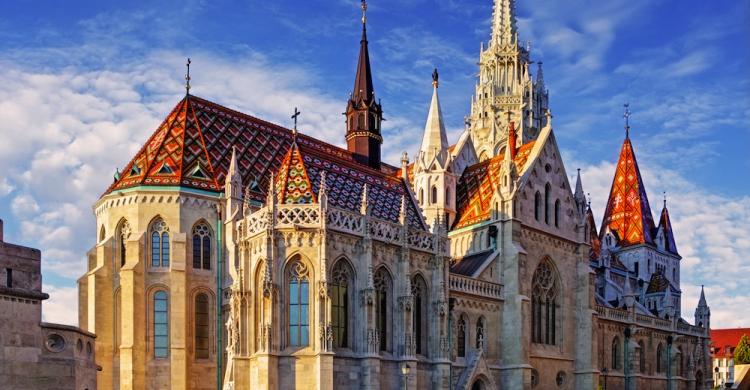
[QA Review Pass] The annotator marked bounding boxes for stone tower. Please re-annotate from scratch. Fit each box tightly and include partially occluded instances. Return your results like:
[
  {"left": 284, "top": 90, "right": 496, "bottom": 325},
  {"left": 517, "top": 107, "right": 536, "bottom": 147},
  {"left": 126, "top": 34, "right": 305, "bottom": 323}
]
[
  {"left": 468, "top": 0, "right": 549, "bottom": 161},
  {"left": 413, "top": 69, "right": 458, "bottom": 229},
  {"left": 345, "top": 0, "right": 383, "bottom": 169}
]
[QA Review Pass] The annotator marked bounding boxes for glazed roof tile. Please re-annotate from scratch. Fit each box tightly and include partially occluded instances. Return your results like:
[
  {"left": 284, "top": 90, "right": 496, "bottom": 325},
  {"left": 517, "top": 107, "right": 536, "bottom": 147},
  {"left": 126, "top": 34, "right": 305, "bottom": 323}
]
[
  {"left": 106, "top": 95, "right": 424, "bottom": 229},
  {"left": 450, "top": 250, "right": 494, "bottom": 276},
  {"left": 599, "top": 137, "right": 656, "bottom": 247},
  {"left": 452, "top": 141, "right": 535, "bottom": 229}
]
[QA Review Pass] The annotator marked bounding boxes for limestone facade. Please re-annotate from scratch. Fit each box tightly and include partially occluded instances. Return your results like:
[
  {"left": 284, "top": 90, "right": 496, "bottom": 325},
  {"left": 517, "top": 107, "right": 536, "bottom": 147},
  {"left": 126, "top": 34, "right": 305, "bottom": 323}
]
[{"left": 0, "top": 219, "right": 99, "bottom": 390}]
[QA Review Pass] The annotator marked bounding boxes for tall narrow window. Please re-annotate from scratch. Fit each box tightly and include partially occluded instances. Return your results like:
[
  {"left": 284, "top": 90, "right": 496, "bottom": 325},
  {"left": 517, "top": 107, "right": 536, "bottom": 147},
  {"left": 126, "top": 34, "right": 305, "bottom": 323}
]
[
  {"left": 639, "top": 341, "right": 646, "bottom": 373},
  {"left": 192, "top": 223, "right": 212, "bottom": 270},
  {"left": 419, "top": 189, "right": 424, "bottom": 205},
  {"left": 554, "top": 199, "right": 561, "bottom": 227},
  {"left": 374, "top": 267, "right": 391, "bottom": 352},
  {"left": 612, "top": 337, "right": 620, "bottom": 370},
  {"left": 331, "top": 260, "right": 352, "bottom": 349},
  {"left": 412, "top": 275, "right": 428, "bottom": 355},
  {"left": 150, "top": 219, "right": 170, "bottom": 267},
  {"left": 6, "top": 268, "right": 12, "bottom": 288},
  {"left": 544, "top": 183, "right": 551, "bottom": 224},
  {"left": 656, "top": 343, "right": 664, "bottom": 373},
  {"left": 476, "top": 317, "right": 485, "bottom": 349},
  {"left": 153, "top": 291, "right": 169, "bottom": 358},
  {"left": 457, "top": 316, "right": 466, "bottom": 357},
  {"left": 195, "top": 293, "right": 210, "bottom": 359},
  {"left": 531, "top": 259, "right": 559, "bottom": 345},
  {"left": 534, "top": 191, "right": 542, "bottom": 221},
  {"left": 431, "top": 186, "right": 438, "bottom": 205},
  {"left": 288, "top": 261, "right": 310, "bottom": 347}
]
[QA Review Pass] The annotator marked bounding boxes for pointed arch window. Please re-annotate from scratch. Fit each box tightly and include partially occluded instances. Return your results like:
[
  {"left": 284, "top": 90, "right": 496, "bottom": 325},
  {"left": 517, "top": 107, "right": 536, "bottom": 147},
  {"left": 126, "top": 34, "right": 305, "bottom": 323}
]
[
  {"left": 612, "top": 337, "right": 621, "bottom": 370},
  {"left": 457, "top": 316, "right": 467, "bottom": 357},
  {"left": 153, "top": 290, "right": 169, "bottom": 358},
  {"left": 195, "top": 293, "right": 210, "bottom": 359},
  {"left": 534, "top": 191, "right": 542, "bottom": 221},
  {"left": 431, "top": 186, "right": 438, "bottom": 205},
  {"left": 544, "top": 183, "right": 552, "bottom": 224},
  {"left": 656, "top": 343, "right": 664, "bottom": 373},
  {"left": 288, "top": 261, "right": 310, "bottom": 347},
  {"left": 192, "top": 222, "right": 212, "bottom": 270},
  {"left": 554, "top": 199, "right": 561, "bottom": 227},
  {"left": 331, "top": 260, "right": 352, "bottom": 349},
  {"left": 374, "top": 267, "right": 392, "bottom": 352},
  {"left": 419, "top": 188, "right": 424, "bottom": 205},
  {"left": 531, "top": 259, "right": 559, "bottom": 345},
  {"left": 412, "top": 275, "right": 428, "bottom": 355},
  {"left": 639, "top": 341, "right": 646, "bottom": 373},
  {"left": 150, "top": 219, "right": 170, "bottom": 267},
  {"left": 476, "top": 317, "right": 485, "bottom": 349}
]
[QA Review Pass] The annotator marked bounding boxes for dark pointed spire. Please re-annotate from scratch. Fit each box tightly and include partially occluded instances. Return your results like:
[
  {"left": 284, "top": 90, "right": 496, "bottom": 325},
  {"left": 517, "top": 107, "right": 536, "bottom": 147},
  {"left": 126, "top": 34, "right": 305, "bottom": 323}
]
[
  {"left": 657, "top": 191, "right": 678, "bottom": 254},
  {"left": 353, "top": 0, "right": 374, "bottom": 104}
]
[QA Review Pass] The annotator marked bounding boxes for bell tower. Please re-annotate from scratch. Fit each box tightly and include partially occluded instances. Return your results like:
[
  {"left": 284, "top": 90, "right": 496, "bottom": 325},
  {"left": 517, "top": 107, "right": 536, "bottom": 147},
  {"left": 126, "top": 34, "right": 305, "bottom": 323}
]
[{"left": 345, "top": 0, "right": 383, "bottom": 169}]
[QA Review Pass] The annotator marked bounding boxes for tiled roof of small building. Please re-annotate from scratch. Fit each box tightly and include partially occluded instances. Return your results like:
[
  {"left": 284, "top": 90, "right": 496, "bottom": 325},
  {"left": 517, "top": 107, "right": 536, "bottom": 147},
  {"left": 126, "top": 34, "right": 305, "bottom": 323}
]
[
  {"left": 450, "top": 250, "right": 494, "bottom": 276},
  {"left": 710, "top": 328, "right": 750, "bottom": 358},
  {"left": 452, "top": 141, "right": 535, "bottom": 230}
]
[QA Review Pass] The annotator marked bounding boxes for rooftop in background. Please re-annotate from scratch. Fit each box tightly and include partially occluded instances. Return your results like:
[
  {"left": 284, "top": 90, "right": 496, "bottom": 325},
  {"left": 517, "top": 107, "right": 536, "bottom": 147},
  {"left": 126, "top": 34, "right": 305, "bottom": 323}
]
[{"left": 710, "top": 328, "right": 750, "bottom": 359}]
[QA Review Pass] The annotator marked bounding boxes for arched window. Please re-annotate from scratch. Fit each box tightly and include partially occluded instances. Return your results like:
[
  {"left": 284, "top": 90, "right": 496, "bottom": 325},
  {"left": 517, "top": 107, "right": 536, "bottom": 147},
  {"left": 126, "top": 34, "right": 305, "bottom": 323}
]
[
  {"left": 457, "top": 316, "right": 467, "bottom": 357},
  {"left": 531, "top": 259, "right": 559, "bottom": 345},
  {"left": 331, "top": 260, "right": 352, "bottom": 349},
  {"left": 677, "top": 347, "right": 684, "bottom": 376},
  {"left": 117, "top": 220, "right": 131, "bottom": 268},
  {"left": 412, "top": 275, "right": 428, "bottom": 355},
  {"left": 195, "top": 293, "right": 210, "bottom": 359},
  {"left": 446, "top": 187, "right": 451, "bottom": 206},
  {"left": 153, "top": 291, "right": 169, "bottom": 358},
  {"left": 150, "top": 219, "right": 170, "bottom": 267},
  {"left": 358, "top": 113, "right": 365, "bottom": 129},
  {"left": 534, "top": 191, "right": 542, "bottom": 221},
  {"left": 287, "top": 261, "right": 310, "bottom": 347},
  {"left": 554, "top": 199, "right": 561, "bottom": 227},
  {"left": 639, "top": 341, "right": 646, "bottom": 373},
  {"left": 476, "top": 317, "right": 485, "bottom": 349},
  {"left": 419, "top": 189, "right": 424, "bottom": 205},
  {"left": 544, "top": 183, "right": 551, "bottom": 224},
  {"left": 374, "top": 267, "right": 392, "bottom": 352},
  {"left": 99, "top": 225, "right": 106, "bottom": 242},
  {"left": 192, "top": 222, "right": 212, "bottom": 270},
  {"left": 612, "top": 337, "right": 620, "bottom": 370},
  {"left": 431, "top": 186, "right": 438, "bottom": 205},
  {"left": 656, "top": 343, "right": 664, "bottom": 373}
]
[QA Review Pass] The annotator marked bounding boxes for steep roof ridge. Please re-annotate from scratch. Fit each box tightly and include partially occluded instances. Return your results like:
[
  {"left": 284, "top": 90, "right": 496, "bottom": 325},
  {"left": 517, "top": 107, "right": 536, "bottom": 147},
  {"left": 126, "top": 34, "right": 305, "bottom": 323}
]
[
  {"left": 599, "top": 137, "right": 656, "bottom": 246},
  {"left": 186, "top": 96, "right": 221, "bottom": 190},
  {"left": 657, "top": 200, "right": 679, "bottom": 255}
]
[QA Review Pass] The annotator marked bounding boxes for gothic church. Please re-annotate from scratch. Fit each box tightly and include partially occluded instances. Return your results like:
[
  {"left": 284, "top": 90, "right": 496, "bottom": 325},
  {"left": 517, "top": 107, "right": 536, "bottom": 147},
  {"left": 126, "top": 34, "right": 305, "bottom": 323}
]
[{"left": 77, "top": 0, "right": 713, "bottom": 389}]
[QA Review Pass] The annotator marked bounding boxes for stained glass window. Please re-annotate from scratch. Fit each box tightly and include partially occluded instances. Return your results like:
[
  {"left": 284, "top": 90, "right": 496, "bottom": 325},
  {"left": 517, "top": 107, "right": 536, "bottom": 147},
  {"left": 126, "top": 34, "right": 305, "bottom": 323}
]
[
  {"left": 331, "top": 261, "right": 351, "bottom": 349},
  {"left": 150, "top": 219, "right": 169, "bottom": 267},
  {"left": 195, "top": 293, "right": 209, "bottom": 359},
  {"left": 154, "top": 291, "right": 169, "bottom": 358},
  {"left": 192, "top": 223, "right": 212, "bottom": 270},
  {"left": 288, "top": 262, "right": 309, "bottom": 347}
]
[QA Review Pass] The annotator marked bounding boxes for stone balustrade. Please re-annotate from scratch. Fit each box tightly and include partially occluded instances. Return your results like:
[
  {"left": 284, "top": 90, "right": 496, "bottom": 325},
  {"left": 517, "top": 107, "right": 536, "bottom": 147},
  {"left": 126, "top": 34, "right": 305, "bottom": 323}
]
[
  {"left": 596, "top": 305, "right": 706, "bottom": 336},
  {"left": 449, "top": 274, "right": 503, "bottom": 300}
]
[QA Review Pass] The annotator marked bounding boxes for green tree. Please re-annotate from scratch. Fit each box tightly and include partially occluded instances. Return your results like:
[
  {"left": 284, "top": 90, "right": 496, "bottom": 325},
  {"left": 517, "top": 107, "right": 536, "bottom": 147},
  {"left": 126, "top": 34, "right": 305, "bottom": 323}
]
[{"left": 735, "top": 334, "right": 750, "bottom": 365}]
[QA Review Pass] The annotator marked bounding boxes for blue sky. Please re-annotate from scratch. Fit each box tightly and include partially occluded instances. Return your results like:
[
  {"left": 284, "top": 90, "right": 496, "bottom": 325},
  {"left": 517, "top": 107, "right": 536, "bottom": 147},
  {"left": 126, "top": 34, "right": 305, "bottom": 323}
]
[{"left": 0, "top": 0, "right": 748, "bottom": 327}]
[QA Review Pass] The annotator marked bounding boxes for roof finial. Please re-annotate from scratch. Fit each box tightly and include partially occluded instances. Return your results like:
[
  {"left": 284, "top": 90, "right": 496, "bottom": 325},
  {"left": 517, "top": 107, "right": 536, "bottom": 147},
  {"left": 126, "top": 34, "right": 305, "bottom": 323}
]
[
  {"left": 432, "top": 68, "right": 439, "bottom": 88},
  {"left": 291, "top": 107, "right": 301, "bottom": 138},
  {"left": 361, "top": 0, "right": 367, "bottom": 28},
  {"left": 623, "top": 103, "right": 631, "bottom": 139},
  {"left": 185, "top": 58, "right": 191, "bottom": 95},
  {"left": 587, "top": 192, "right": 592, "bottom": 209},
  {"left": 663, "top": 191, "right": 667, "bottom": 209}
]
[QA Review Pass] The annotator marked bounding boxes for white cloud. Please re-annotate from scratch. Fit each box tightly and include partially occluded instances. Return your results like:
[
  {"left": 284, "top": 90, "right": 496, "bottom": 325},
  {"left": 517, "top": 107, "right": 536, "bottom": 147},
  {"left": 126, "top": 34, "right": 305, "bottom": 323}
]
[
  {"left": 0, "top": 177, "right": 14, "bottom": 197},
  {"left": 42, "top": 284, "right": 79, "bottom": 326},
  {"left": 11, "top": 194, "right": 40, "bottom": 217}
]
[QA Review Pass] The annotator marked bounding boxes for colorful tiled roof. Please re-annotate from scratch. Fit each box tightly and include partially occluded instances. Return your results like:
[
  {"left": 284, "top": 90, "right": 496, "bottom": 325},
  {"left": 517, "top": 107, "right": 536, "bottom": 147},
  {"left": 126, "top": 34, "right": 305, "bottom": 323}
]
[
  {"left": 599, "top": 137, "right": 656, "bottom": 247},
  {"left": 710, "top": 328, "right": 750, "bottom": 358},
  {"left": 587, "top": 208, "right": 601, "bottom": 260},
  {"left": 452, "top": 141, "right": 536, "bottom": 229},
  {"left": 105, "top": 95, "right": 424, "bottom": 229},
  {"left": 276, "top": 141, "right": 316, "bottom": 204}
]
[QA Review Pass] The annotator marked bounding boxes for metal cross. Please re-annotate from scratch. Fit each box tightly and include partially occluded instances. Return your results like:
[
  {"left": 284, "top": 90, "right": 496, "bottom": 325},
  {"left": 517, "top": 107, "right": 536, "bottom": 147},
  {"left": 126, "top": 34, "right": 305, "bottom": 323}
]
[
  {"left": 185, "top": 58, "right": 192, "bottom": 94},
  {"left": 291, "top": 107, "right": 301, "bottom": 134},
  {"left": 623, "top": 103, "right": 632, "bottom": 138}
]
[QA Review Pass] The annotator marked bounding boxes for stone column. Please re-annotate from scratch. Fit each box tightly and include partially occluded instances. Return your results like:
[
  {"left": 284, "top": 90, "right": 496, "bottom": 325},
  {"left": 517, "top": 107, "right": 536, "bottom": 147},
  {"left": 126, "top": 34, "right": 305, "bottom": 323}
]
[{"left": 169, "top": 232, "right": 187, "bottom": 390}]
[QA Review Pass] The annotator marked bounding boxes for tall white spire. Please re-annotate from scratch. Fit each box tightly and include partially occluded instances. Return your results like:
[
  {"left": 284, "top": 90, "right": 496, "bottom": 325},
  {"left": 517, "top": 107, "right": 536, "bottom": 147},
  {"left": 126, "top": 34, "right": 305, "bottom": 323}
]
[
  {"left": 419, "top": 68, "right": 449, "bottom": 166},
  {"left": 492, "top": 0, "right": 518, "bottom": 47}
]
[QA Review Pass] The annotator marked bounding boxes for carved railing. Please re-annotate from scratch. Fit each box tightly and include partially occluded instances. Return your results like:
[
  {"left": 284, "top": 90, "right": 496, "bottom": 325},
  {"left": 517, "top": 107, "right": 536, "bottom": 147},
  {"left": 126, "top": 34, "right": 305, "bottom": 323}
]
[
  {"left": 370, "top": 219, "right": 403, "bottom": 246},
  {"left": 449, "top": 274, "right": 503, "bottom": 300},
  {"left": 408, "top": 228, "right": 435, "bottom": 252},
  {"left": 275, "top": 204, "right": 320, "bottom": 228},
  {"left": 244, "top": 209, "right": 270, "bottom": 237},
  {"left": 598, "top": 306, "right": 705, "bottom": 336},
  {"left": 326, "top": 208, "right": 364, "bottom": 235}
]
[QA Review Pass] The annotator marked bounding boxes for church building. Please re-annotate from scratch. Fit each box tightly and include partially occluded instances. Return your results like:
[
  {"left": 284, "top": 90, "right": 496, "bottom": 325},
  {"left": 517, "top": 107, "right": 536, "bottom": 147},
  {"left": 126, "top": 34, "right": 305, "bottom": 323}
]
[{"left": 77, "top": 0, "right": 713, "bottom": 389}]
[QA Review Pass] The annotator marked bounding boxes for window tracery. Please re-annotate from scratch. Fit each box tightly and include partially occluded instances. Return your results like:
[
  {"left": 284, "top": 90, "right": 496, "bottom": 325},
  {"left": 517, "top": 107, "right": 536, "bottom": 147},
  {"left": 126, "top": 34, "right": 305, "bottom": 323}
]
[
  {"left": 331, "top": 260, "right": 352, "bottom": 348},
  {"left": 531, "top": 259, "right": 559, "bottom": 345},
  {"left": 192, "top": 222, "right": 212, "bottom": 270},
  {"left": 150, "top": 219, "right": 170, "bottom": 267},
  {"left": 374, "top": 267, "right": 391, "bottom": 352},
  {"left": 288, "top": 261, "right": 310, "bottom": 347}
]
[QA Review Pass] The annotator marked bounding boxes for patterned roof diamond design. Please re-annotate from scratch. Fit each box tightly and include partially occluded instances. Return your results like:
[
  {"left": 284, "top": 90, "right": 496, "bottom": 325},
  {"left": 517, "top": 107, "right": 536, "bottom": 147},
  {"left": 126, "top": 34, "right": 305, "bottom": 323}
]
[
  {"left": 599, "top": 137, "right": 656, "bottom": 247},
  {"left": 658, "top": 205, "right": 679, "bottom": 255},
  {"left": 452, "top": 141, "right": 536, "bottom": 229},
  {"left": 276, "top": 142, "right": 316, "bottom": 204}
]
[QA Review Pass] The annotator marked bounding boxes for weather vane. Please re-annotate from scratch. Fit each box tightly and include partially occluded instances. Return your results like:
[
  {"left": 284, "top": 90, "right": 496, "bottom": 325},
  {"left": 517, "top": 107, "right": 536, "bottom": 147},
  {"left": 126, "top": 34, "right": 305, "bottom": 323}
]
[
  {"left": 185, "top": 58, "right": 192, "bottom": 95},
  {"left": 623, "top": 103, "right": 632, "bottom": 138}
]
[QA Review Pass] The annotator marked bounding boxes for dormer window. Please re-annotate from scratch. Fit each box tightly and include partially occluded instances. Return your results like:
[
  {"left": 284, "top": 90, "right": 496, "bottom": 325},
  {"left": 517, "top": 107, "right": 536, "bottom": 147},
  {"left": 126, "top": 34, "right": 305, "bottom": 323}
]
[
  {"left": 129, "top": 165, "right": 141, "bottom": 177},
  {"left": 189, "top": 164, "right": 208, "bottom": 179},
  {"left": 157, "top": 162, "right": 174, "bottom": 175}
]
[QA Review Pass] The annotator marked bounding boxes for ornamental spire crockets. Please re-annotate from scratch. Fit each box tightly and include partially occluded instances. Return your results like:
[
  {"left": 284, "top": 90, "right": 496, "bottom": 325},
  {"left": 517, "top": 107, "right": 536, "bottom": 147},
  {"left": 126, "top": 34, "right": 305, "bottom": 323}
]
[
  {"left": 492, "top": 0, "right": 518, "bottom": 47},
  {"left": 418, "top": 68, "right": 449, "bottom": 167},
  {"left": 345, "top": 0, "right": 383, "bottom": 169}
]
